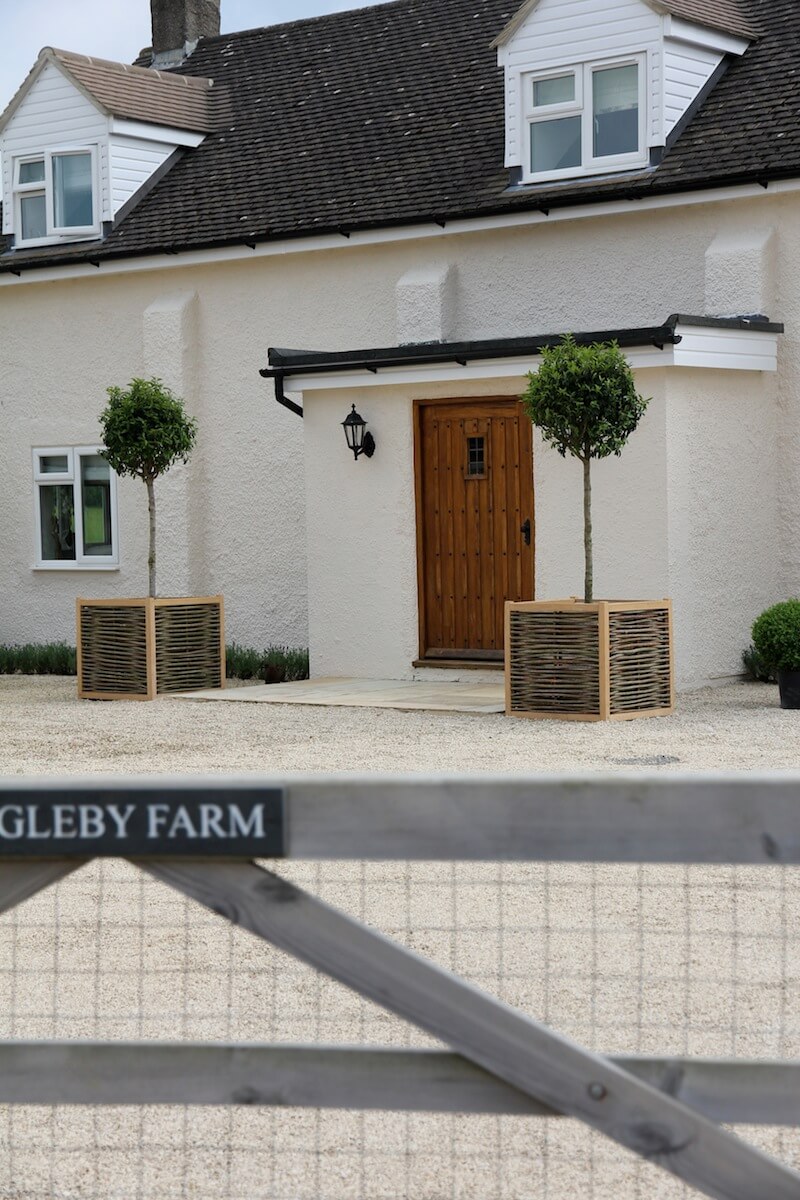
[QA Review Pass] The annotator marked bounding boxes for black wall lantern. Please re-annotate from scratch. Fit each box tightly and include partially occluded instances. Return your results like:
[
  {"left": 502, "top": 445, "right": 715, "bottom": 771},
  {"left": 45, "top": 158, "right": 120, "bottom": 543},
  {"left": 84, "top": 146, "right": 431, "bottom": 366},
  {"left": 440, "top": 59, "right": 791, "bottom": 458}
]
[{"left": 342, "top": 404, "right": 376, "bottom": 461}]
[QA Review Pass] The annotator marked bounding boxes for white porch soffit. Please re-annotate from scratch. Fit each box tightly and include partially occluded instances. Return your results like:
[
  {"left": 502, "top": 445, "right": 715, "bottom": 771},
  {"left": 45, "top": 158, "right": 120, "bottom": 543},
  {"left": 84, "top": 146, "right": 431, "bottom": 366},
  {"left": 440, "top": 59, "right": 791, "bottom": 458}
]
[{"left": 265, "top": 315, "right": 782, "bottom": 395}]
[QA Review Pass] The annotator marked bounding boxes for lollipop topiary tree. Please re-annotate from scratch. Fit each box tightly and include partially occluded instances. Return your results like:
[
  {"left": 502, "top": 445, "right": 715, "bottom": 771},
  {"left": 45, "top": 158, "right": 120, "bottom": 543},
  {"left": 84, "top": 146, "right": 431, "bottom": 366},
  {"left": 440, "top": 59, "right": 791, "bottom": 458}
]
[
  {"left": 506, "top": 337, "right": 673, "bottom": 722},
  {"left": 522, "top": 336, "right": 649, "bottom": 603},
  {"left": 77, "top": 379, "right": 224, "bottom": 701},
  {"left": 99, "top": 377, "right": 197, "bottom": 598}
]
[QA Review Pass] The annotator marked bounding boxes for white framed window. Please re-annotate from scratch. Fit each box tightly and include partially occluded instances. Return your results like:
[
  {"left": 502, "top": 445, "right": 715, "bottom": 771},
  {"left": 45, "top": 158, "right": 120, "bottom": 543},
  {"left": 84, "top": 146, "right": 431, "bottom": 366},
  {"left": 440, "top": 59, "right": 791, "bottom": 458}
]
[
  {"left": 523, "top": 55, "right": 647, "bottom": 182},
  {"left": 14, "top": 147, "right": 100, "bottom": 247},
  {"left": 33, "top": 447, "right": 119, "bottom": 569}
]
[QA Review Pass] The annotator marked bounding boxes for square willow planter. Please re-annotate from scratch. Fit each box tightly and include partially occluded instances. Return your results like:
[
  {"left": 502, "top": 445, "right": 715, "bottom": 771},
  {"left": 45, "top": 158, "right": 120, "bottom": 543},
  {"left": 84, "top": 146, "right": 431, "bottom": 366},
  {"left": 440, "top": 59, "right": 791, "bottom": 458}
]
[
  {"left": 505, "top": 599, "right": 674, "bottom": 722},
  {"left": 77, "top": 596, "right": 225, "bottom": 701}
]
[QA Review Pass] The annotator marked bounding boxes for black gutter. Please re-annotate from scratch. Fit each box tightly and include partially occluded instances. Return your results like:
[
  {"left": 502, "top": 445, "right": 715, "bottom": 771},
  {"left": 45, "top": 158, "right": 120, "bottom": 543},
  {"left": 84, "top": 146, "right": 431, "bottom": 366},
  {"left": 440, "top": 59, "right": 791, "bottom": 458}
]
[
  {"left": 273, "top": 372, "right": 304, "bottom": 419},
  {"left": 262, "top": 322, "right": 682, "bottom": 382},
  {"left": 5, "top": 166, "right": 800, "bottom": 277},
  {"left": 259, "top": 314, "right": 784, "bottom": 418}
]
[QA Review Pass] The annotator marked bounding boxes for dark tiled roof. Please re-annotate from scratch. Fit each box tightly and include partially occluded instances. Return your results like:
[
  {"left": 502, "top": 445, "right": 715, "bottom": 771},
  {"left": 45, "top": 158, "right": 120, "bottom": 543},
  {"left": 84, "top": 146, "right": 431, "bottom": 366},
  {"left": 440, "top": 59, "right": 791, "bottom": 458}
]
[
  {"left": 0, "top": 0, "right": 794, "bottom": 274},
  {"left": 653, "top": 0, "right": 757, "bottom": 39}
]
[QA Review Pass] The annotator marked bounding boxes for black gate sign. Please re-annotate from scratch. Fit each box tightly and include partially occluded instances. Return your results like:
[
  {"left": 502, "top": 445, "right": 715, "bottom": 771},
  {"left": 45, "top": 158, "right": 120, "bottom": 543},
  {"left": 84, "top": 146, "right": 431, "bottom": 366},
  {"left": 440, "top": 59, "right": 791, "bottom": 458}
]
[{"left": 0, "top": 787, "right": 285, "bottom": 858}]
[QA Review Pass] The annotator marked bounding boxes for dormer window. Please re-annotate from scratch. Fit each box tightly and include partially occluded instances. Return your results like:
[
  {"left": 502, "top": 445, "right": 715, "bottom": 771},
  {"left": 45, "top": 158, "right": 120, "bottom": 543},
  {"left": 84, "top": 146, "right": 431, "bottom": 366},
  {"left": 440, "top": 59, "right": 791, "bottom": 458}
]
[
  {"left": 524, "top": 56, "right": 647, "bottom": 182},
  {"left": 496, "top": 0, "right": 755, "bottom": 191},
  {"left": 14, "top": 148, "right": 99, "bottom": 246},
  {"left": 1, "top": 48, "right": 216, "bottom": 253}
]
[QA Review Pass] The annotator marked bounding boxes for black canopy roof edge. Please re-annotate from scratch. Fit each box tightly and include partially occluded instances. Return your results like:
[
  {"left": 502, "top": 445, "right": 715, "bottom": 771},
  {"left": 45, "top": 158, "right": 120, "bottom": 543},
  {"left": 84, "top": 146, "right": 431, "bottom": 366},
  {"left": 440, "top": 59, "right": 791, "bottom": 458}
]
[{"left": 262, "top": 313, "right": 783, "bottom": 380}]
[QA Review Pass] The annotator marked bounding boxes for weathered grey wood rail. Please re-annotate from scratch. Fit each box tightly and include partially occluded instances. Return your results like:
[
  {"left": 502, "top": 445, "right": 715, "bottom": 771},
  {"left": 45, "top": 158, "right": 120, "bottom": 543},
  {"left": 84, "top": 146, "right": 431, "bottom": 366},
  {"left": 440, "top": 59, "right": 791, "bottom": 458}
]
[
  {"left": 1, "top": 774, "right": 799, "bottom": 1200},
  {"left": 1, "top": 773, "right": 799, "bottom": 862},
  {"left": 0, "top": 1044, "right": 797, "bottom": 1124}
]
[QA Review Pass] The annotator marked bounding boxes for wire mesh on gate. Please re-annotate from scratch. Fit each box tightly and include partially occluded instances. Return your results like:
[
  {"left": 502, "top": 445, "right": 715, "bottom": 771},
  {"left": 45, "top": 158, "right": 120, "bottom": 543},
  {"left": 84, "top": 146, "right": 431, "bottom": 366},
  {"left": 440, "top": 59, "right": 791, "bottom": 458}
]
[{"left": 0, "top": 856, "right": 797, "bottom": 1199}]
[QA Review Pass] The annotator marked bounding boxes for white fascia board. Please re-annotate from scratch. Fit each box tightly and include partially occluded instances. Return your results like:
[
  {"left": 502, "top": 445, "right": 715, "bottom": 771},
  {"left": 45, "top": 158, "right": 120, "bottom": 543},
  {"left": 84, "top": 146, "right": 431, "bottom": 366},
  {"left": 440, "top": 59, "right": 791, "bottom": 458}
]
[
  {"left": 2, "top": 177, "right": 800, "bottom": 288},
  {"left": 662, "top": 17, "right": 750, "bottom": 55},
  {"left": 109, "top": 118, "right": 205, "bottom": 148},
  {"left": 284, "top": 326, "right": 778, "bottom": 393},
  {"left": 286, "top": 348, "right": 675, "bottom": 392},
  {"left": 673, "top": 323, "right": 779, "bottom": 371}
]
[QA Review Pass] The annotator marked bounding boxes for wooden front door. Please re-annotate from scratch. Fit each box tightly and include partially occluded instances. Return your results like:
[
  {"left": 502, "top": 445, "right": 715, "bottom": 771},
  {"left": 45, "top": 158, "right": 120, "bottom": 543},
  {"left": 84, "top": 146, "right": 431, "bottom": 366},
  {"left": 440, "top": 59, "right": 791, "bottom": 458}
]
[{"left": 415, "top": 398, "right": 535, "bottom": 661}]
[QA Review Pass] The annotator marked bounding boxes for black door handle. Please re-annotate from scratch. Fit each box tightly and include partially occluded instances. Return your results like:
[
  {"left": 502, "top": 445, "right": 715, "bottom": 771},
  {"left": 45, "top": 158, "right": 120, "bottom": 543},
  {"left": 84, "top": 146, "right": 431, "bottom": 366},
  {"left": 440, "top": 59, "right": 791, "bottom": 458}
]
[{"left": 521, "top": 519, "right": 531, "bottom": 546}]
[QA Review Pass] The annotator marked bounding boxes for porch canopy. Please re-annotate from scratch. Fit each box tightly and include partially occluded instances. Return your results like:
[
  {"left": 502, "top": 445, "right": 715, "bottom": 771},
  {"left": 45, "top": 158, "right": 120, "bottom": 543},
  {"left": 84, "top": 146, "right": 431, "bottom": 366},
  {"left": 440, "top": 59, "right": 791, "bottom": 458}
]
[{"left": 261, "top": 313, "right": 782, "bottom": 409}]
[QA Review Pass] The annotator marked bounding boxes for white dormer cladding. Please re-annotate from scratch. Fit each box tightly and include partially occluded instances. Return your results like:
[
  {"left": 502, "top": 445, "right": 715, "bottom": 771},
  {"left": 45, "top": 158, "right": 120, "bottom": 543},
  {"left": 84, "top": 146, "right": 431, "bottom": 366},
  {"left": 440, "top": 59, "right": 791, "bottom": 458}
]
[
  {"left": 661, "top": 17, "right": 749, "bottom": 135},
  {"left": 495, "top": 0, "right": 751, "bottom": 183},
  {"left": 0, "top": 57, "right": 205, "bottom": 246},
  {"left": 107, "top": 119, "right": 203, "bottom": 216},
  {"left": 1, "top": 60, "right": 109, "bottom": 239}
]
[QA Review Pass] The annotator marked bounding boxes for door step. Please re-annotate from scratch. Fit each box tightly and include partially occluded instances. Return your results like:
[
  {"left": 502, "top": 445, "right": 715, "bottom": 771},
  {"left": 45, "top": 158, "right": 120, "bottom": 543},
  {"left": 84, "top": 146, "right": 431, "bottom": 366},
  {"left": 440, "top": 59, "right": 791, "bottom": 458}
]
[{"left": 413, "top": 659, "right": 504, "bottom": 672}]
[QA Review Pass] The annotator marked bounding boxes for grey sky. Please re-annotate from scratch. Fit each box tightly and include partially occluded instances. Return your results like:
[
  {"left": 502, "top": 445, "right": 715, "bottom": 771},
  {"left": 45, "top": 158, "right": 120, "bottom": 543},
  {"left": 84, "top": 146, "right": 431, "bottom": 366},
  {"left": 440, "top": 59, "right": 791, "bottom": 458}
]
[{"left": 0, "top": 0, "right": 383, "bottom": 113}]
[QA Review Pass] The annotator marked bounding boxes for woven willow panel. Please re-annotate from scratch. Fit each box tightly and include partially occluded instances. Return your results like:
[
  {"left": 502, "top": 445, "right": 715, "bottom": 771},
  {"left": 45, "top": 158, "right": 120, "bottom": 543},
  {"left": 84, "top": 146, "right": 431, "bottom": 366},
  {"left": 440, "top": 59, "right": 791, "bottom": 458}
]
[
  {"left": 508, "top": 610, "right": 601, "bottom": 715},
  {"left": 155, "top": 601, "right": 223, "bottom": 695},
  {"left": 79, "top": 604, "right": 149, "bottom": 697},
  {"left": 609, "top": 607, "right": 672, "bottom": 715}
]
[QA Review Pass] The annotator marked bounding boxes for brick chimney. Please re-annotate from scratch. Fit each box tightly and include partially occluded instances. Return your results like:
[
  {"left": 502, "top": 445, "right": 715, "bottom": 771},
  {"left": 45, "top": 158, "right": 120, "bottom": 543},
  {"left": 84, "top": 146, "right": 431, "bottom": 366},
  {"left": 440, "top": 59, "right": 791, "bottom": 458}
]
[{"left": 150, "top": 0, "right": 220, "bottom": 66}]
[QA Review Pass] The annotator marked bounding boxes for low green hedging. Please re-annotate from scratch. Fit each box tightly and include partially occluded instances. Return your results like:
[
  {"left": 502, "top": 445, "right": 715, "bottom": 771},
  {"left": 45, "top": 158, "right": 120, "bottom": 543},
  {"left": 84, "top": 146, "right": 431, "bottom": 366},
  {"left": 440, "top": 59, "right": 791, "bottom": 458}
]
[
  {"left": 226, "top": 642, "right": 309, "bottom": 684},
  {"left": 0, "top": 642, "right": 77, "bottom": 675},
  {"left": 0, "top": 640, "right": 310, "bottom": 684}
]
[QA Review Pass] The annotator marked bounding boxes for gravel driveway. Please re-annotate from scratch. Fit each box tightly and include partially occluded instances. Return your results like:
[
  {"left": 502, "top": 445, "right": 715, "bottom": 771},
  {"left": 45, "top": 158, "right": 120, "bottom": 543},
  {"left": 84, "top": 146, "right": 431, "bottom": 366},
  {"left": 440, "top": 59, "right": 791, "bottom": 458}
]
[
  {"left": 0, "top": 675, "right": 797, "bottom": 774},
  {"left": 0, "top": 675, "right": 798, "bottom": 1200}
]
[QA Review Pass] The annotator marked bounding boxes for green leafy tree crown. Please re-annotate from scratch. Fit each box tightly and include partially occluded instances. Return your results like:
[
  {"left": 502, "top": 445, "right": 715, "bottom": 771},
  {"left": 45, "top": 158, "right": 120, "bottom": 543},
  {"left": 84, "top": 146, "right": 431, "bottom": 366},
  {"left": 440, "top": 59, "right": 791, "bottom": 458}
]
[
  {"left": 522, "top": 336, "right": 649, "bottom": 602},
  {"left": 99, "top": 377, "right": 197, "bottom": 598},
  {"left": 100, "top": 377, "right": 197, "bottom": 483},
  {"left": 522, "top": 336, "right": 648, "bottom": 461},
  {"left": 752, "top": 600, "right": 800, "bottom": 673}
]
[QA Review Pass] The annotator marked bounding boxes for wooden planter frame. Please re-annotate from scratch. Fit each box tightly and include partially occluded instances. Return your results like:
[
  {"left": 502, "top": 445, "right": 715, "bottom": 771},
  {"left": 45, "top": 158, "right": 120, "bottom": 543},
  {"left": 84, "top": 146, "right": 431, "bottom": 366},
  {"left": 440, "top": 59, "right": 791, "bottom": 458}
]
[
  {"left": 505, "top": 598, "right": 674, "bottom": 722},
  {"left": 77, "top": 596, "right": 225, "bottom": 701}
]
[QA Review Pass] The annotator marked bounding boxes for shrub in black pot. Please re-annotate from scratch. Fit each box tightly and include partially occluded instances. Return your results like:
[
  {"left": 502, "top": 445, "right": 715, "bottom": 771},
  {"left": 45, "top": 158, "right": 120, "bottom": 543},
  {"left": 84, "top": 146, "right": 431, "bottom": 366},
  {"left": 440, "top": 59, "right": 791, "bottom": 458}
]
[{"left": 751, "top": 600, "right": 800, "bottom": 709}]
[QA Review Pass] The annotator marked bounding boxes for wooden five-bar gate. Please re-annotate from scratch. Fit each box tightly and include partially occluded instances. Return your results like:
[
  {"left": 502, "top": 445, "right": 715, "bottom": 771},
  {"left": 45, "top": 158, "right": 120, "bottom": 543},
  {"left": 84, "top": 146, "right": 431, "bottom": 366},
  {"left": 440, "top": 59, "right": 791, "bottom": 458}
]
[{"left": 1, "top": 775, "right": 799, "bottom": 1200}]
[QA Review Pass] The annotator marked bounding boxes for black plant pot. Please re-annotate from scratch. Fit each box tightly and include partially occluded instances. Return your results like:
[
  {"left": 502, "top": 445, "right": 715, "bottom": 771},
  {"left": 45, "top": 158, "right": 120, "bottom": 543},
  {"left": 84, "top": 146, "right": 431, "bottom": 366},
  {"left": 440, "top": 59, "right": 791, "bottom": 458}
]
[{"left": 778, "top": 670, "right": 800, "bottom": 709}]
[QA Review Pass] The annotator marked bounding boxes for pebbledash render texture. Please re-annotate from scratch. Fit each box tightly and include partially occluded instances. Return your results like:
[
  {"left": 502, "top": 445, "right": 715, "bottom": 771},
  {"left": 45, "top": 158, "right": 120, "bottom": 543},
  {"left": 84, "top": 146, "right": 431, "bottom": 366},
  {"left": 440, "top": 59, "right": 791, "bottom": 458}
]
[{"left": 0, "top": 0, "right": 797, "bottom": 689}]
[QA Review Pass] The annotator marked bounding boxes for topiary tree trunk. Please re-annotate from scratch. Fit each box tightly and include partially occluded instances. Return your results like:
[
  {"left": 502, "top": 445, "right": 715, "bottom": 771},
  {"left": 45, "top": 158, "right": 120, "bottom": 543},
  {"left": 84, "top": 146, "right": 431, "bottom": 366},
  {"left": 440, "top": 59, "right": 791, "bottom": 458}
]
[
  {"left": 522, "top": 337, "right": 649, "bottom": 604},
  {"left": 583, "top": 444, "right": 593, "bottom": 604},
  {"left": 146, "top": 477, "right": 157, "bottom": 598}
]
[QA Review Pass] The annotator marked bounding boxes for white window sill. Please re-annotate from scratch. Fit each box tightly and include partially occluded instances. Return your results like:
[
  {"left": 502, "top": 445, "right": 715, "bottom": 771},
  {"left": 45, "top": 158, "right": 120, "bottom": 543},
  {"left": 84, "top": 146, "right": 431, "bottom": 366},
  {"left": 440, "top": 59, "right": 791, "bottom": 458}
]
[
  {"left": 33, "top": 564, "right": 120, "bottom": 572},
  {"left": 15, "top": 233, "right": 102, "bottom": 250},
  {"left": 521, "top": 159, "right": 649, "bottom": 186}
]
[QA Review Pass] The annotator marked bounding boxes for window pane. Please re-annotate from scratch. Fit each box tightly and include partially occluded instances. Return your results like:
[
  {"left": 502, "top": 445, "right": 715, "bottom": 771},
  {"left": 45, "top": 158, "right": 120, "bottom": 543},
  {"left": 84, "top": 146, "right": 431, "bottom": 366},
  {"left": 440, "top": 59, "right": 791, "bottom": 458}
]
[
  {"left": 39, "top": 454, "right": 70, "bottom": 474},
  {"left": 533, "top": 75, "right": 575, "bottom": 108},
  {"left": 466, "top": 436, "right": 486, "bottom": 477},
  {"left": 19, "top": 160, "right": 45, "bottom": 184},
  {"left": 53, "top": 153, "right": 93, "bottom": 228},
  {"left": 593, "top": 64, "right": 639, "bottom": 158},
  {"left": 80, "top": 455, "right": 113, "bottom": 556},
  {"left": 531, "top": 116, "right": 582, "bottom": 173},
  {"left": 39, "top": 484, "right": 76, "bottom": 561},
  {"left": 20, "top": 193, "right": 46, "bottom": 241}
]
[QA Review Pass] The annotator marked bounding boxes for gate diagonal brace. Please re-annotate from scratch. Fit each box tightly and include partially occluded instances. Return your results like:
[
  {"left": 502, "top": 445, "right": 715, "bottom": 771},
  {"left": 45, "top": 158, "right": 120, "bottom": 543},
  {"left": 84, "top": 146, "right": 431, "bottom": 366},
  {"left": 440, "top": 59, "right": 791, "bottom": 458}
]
[
  {"left": 143, "top": 859, "right": 800, "bottom": 1200},
  {"left": 0, "top": 861, "right": 85, "bottom": 916}
]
